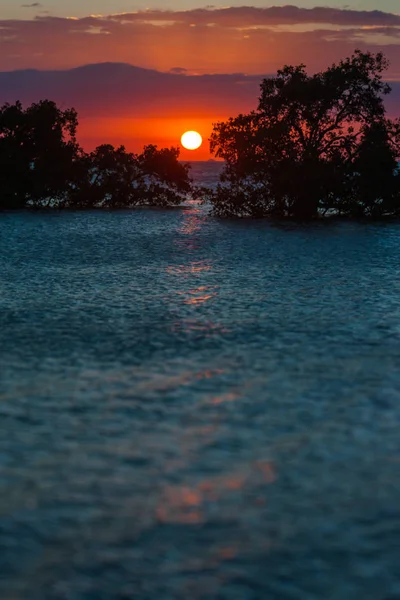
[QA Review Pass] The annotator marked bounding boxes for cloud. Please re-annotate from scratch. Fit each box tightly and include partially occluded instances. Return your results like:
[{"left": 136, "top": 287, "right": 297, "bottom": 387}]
[
  {"left": 0, "top": 63, "right": 261, "bottom": 117},
  {"left": 21, "top": 3, "right": 42, "bottom": 7},
  {"left": 106, "top": 6, "right": 400, "bottom": 28},
  {"left": 0, "top": 6, "right": 400, "bottom": 78},
  {"left": 170, "top": 67, "right": 187, "bottom": 75},
  {"left": 0, "top": 62, "right": 398, "bottom": 121}
]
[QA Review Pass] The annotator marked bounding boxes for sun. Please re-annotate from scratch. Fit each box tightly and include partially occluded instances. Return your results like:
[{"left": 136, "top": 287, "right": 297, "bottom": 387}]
[{"left": 181, "top": 131, "right": 202, "bottom": 151}]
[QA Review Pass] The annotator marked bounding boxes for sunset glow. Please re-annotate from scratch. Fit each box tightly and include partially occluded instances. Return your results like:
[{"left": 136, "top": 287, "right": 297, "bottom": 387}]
[{"left": 1, "top": 2, "right": 399, "bottom": 157}]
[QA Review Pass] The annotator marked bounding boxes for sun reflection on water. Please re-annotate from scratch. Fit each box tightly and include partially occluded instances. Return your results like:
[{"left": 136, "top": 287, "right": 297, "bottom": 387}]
[
  {"left": 164, "top": 199, "right": 225, "bottom": 333},
  {"left": 156, "top": 461, "right": 276, "bottom": 526},
  {"left": 177, "top": 285, "right": 219, "bottom": 305},
  {"left": 166, "top": 263, "right": 212, "bottom": 276}
]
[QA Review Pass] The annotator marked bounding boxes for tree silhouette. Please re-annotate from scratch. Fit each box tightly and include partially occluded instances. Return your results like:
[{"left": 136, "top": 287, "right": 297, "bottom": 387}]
[
  {"left": 0, "top": 102, "right": 192, "bottom": 211},
  {"left": 0, "top": 100, "right": 80, "bottom": 209},
  {"left": 69, "top": 144, "right": 143, "bottom": 209},
  {"left": 351, "top": 121, "right": 400, "bottom": 217},
  {"left": 210, "top": 50, "right": 400, "bottom": 218},
  {"left": 138, "top": 145, "right": 191, "bottom": 207}
]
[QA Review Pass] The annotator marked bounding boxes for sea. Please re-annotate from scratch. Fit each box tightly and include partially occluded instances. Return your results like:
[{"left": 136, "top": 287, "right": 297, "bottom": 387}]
[{"left": 1, "top": 161, "right": 400, "bottom": 599}]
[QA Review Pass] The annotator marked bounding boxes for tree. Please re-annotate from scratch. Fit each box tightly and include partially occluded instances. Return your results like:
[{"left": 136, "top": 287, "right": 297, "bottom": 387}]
[
  {"left": 351, "top": 120, "right": 400, "bottom": 217},
  {"left": 69, "top": 144, "right": 143, "bottom": 209},
  {"left": 0, "top": 101, "right": 193, "bottom": 210},
  {"left": 0, "top": 100, "right": 80, "bottom": 209},
  {"left": 138, "top": 145, "right": 191, "bottom": 207},
  {"left": 209, "top": 50, "right": 400, "bottom": 219},
  {"left": 68, "top": 144, "right": 191, "bottom": 209}
]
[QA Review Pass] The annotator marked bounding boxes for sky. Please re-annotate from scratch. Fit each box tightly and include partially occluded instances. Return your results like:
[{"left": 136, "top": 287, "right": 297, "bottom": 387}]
[
  {"left": 1, "top": 0, "right": 400, "bottom": 158},
  {"left": 1, "top": 0, "right": 400, "bottom": 19}
]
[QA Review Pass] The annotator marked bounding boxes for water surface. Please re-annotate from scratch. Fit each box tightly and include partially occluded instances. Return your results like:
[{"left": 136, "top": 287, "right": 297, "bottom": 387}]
[{"left": 1, "top": 174, "right": 400, "bottom": 598}]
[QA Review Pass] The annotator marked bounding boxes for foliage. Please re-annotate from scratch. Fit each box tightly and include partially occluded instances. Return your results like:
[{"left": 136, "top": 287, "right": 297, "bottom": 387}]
[
  {"left": 0, "top": 102, "right": 192, "bottom": 210},
  {"left": 210, "top": 50, "right": 400, "bottom": 218},
  {"left": 137, "top": 145, "right": 191, "bottom": 207},
  {"left": 0, "top": 100, "right": 79, "bottom": 208},
  {"left": 69, "top": 144, "right": 143, "bottom": 209}
]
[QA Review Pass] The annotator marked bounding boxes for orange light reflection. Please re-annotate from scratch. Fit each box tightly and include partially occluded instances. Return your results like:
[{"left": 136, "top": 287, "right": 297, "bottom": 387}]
[{"left": 156, "top": 462, "right": 276, "bottom": 525}]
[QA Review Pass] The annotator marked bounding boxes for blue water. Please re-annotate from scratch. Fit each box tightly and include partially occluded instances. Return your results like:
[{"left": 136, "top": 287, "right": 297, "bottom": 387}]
[{"left": 1, "top": 165, "right": 400, "bottom": 599}]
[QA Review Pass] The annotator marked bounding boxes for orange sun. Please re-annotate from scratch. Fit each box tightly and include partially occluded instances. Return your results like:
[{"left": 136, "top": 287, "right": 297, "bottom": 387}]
[{"left": 181, "top": 131, "right": 203, "bottom": 150}]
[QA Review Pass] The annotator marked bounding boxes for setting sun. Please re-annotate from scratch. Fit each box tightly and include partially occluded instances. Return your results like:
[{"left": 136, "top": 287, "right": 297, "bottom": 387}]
[{"left": 181, "top": 131, "right": 202, "bottom": 151}]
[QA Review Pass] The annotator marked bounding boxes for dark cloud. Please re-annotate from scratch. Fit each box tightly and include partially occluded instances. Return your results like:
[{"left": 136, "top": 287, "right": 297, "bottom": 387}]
[
  {"left": 0, "top": 62, "right": 398, "bottom": 117},
  {"left": 107, "top": 6, "right": 400, "bottom": 27},
  {"left": 0, "top": 64, "right": 261, "bottom": 116},
  {"left": 21, "top": 3, "right": 42, "bottom": 7},
  {"left": 169, "top": 67, "right": 187, "bottom": 74}
]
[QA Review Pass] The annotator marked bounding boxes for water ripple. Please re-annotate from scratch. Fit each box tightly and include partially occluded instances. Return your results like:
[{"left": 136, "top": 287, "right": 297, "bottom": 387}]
[{"left": 1, "top": 197, "right": 400, "bottom": 598}]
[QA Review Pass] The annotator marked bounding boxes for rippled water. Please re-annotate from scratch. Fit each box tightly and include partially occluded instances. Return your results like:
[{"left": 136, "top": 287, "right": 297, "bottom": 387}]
[{"left": 1, "top": 165, "right": 400, "bottom": 599}]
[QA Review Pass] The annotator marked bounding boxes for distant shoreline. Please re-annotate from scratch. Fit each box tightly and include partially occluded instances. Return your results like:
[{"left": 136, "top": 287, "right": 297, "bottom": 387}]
[{"left": 2, "top": 205, "right": 400, "bottom": 223}]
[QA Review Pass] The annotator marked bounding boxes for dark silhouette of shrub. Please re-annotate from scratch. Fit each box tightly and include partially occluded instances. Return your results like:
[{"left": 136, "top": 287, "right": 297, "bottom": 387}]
[
  {"left": 138, "top": 145, "right": 191, "bottom": 207},
  {"left": 209, "top": 50, "right": 400, "bottom": 219},
  {"left": 0, "top": 102, "right": 192, "bottom": 210},
  {"left": 0, "top": 100, "right": 80, "bottom": 209},
  {"left": 68, "top": 144, "right": 143, "bottom": 209}
]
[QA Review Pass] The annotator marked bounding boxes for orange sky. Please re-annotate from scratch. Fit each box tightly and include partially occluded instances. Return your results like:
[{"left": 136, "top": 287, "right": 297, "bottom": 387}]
[
  {"left": 1, "top": 6, "right": 400, "bottom": 157},
  {"left": 78, "top": 116, "right": 230, "bottom": 160}
]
